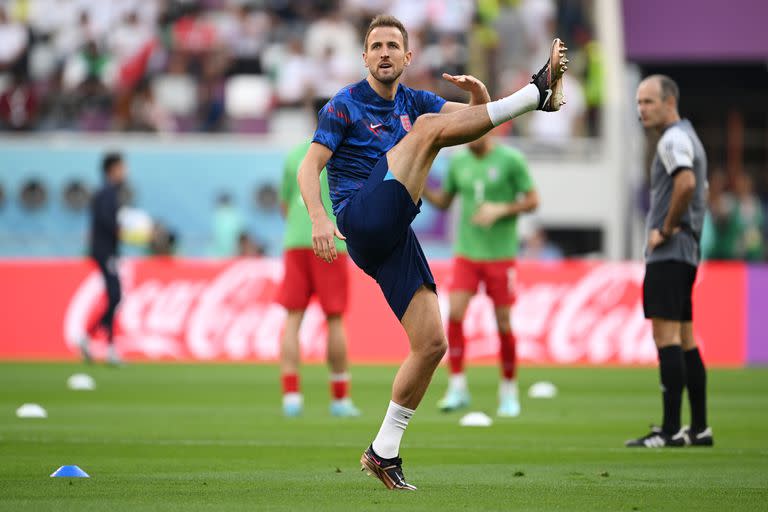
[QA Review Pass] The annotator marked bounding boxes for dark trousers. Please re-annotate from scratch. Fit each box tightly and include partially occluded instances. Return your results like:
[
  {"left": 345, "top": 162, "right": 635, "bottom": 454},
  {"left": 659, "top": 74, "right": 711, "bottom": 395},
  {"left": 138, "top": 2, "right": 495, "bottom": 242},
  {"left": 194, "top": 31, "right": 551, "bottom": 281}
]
[{"left": 93, "top": 256, "right": 122, "bottom": 342}]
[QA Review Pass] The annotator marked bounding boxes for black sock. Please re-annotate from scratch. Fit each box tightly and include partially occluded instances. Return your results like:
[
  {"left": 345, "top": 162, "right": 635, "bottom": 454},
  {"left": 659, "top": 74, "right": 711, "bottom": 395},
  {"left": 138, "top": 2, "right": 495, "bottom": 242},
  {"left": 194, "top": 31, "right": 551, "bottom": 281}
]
[
  {"left": 658, "top": 345, "right": 685, "bottom": 435},
  {"left": 684, "top": 348, "right": 708, "bottom": 431}
]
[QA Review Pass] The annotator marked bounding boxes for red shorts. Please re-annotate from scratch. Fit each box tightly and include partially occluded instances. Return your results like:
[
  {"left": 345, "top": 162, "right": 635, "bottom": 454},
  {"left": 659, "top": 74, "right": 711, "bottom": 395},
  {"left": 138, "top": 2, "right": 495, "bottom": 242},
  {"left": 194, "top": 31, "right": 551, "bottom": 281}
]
[
  {"left": 449, "top": 256, "right": 517, "bottom": 306},
  {"left": 277, "top": 248, "right": 348, "bottom": 315}
]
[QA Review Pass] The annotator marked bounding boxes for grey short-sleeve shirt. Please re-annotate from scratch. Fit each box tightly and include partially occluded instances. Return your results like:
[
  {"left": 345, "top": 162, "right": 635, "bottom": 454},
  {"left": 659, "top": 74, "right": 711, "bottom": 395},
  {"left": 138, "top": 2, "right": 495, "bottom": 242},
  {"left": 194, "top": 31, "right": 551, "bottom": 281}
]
[{"left": 645, "top": 119, "right": 708, "bottom": 266}]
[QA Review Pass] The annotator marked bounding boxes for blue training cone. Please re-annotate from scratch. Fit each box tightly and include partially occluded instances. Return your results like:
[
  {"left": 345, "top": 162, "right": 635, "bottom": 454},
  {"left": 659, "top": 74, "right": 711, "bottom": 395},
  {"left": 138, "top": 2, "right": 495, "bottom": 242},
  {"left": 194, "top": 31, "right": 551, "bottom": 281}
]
[{"left": 50, "top": 465, "right": 90, "bottom": 478}]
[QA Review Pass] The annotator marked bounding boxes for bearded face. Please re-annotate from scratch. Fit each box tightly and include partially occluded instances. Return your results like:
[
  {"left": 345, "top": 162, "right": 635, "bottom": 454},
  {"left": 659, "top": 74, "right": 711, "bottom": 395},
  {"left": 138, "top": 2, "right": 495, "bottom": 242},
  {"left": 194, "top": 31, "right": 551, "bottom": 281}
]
[{"left": 363, "top": 26, "right": 411, "bottom": 86}]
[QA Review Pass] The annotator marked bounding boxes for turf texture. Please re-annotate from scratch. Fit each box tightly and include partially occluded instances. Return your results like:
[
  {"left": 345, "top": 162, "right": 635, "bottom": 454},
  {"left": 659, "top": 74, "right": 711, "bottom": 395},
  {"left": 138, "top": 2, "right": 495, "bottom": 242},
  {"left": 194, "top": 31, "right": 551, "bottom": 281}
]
[{"left": 1, "top": 363, "right": 766, "bottom": 511}]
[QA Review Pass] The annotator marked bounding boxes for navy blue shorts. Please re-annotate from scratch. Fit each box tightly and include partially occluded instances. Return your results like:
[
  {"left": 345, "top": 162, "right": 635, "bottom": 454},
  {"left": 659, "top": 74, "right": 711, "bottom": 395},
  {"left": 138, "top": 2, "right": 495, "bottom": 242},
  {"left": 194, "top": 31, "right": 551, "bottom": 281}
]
[{"left": 336, "top": 157, "right": 436, "bottom": 320}]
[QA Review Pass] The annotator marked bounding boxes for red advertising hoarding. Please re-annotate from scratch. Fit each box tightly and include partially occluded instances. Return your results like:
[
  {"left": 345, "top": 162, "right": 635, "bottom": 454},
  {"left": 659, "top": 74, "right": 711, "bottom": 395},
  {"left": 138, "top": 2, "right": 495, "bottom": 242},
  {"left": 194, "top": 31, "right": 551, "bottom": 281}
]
[{"left": 0, "top": 259, "right": 746, "bottom": 366}]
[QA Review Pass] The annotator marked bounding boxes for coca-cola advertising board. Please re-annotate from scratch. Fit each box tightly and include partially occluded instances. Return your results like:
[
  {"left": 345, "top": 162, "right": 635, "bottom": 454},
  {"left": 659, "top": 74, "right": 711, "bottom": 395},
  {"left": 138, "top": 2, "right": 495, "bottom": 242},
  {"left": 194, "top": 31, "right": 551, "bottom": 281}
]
[{"left": 0, "top": 258, "right": 755, "bottom": 366}]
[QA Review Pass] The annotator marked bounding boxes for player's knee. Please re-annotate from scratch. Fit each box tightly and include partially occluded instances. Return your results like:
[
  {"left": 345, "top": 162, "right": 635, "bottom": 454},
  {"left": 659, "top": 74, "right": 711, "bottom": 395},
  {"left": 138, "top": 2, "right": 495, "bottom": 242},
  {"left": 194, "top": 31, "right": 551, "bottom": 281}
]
[
  {"left": 413, "top": 113, "right": 439, "bottom": 126},
  {"left": 495, "top": 315, "right": 511, "bottom": 333},
  {"left": 420, "top": 335, "right": 447, "bottom": 363},
  {"left": 448, "top": 306, "right": 466, "bottom": 323},
  {"left": 495, "top": 308, "right": 512, "bottom": 334},
  {"left": 411, "top": 114, "right": 441, "bottom": 142}
]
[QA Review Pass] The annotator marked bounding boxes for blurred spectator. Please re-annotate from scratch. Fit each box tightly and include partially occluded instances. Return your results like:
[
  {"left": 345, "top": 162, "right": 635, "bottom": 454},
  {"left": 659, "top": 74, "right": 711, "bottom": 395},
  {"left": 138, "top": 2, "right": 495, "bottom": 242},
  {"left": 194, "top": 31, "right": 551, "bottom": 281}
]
[
  {"left": 237, "top": 231, "right": 265, "bottom": 257},
  {"left": 108, "top": 11, "right": 155, "bottom": 70},
  {"left": 125, "top": 0, "right": 162, "bottom": 33},
  {"left": 309, "top": 44, "right": 359, "bottom": 109},
  {"left": 0, "top": 72, "right": 39, "bottom": 130},
  {"left": 422, "top": 33, "right": 469, "bottom": 102},
  {"left": 58, "top": 40, "right": 113, "bottom": 129},
  {"left": 519, "top": 0, "right": 556, "bottom": 71},
  {"left": 53, "top": 10, "right": 94, "bottom": 62},
  {"left": 343, "top": 0, "right": 390, "bottom": 31},
  {"left": 128, "top": 78, "right": 177, "bottom": 133},
  {"left": 491, "top": 2, "right": 528, "bottom": 92},
  {"left": 62, "top": 40, "right": 113, "bottom": 91},
  {"left": 211, "top": 192, "right": 244, "bottom": 257},
  {"left": 557, "top": 0, "right": 593, "bottom": 47},
  {"left": 465, "top": 10, "right": 495, "bottom": 94},
  {"left": 197, "top": 48, "right": 228, "bottom": 131},
  {"left": 110, "top": 11, "right": 157, "bottom": 129},
  {"left": 520, "top": 227, "right": 563, "bottom": 261},
  {"left": 171, "top": 5, "right": 217, "bottom": 56},
  {"left": 27, "top": 0, "right": 77, "bottom": 38},
  {"left": 0, "top": 6, "right": 29, "bottom": 76},
  {"left": 222, "top": 4, "right": 270, "bottom": 75},
  {"left": 701, "top": 170, "right": 740, "bottom": 260},
  {"left": 582, "top": 38, "right": 604, "bottom": 136},
  {"left": 429, "top": 0, "right": 475, "bottom": 35},
  {"left": 389, "top": 0, "right": 429, "bottom": 32},
  {"left": 732, "top": 173, "right": 764, "bottom": 261},
  {"left": 304, "top": 6, "right": 359, "bottom": 65},
  {"left": 148, "top": 222, "right": 178, "bottom": 256},
  {"left": 271, "top": 36, "right": 312, "bottom": 106},
  {"left": 702, "top": 171, "right": 765, "bottom": 261},
  {"left": 385, "top": 0, "right": 476, "bottom": 35}
]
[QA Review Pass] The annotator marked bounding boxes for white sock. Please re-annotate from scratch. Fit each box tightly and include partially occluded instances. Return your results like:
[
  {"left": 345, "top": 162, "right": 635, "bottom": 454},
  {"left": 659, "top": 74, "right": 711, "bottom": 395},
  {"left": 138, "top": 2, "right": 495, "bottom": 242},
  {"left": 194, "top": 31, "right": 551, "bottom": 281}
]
[
  {"left": 486, "top": 84, "right": 540, "bottom": 126},
  {"left": 371, "top": 400, "right": 414, "bottom": 459},
  {"left": 450, "top": 373, "right": 467, "bottom": 392},
  {"left": 283, "top": 392, "right": 303, "bottom": 407},
  {"left": 499, "top": 379, "right": 518, "bottom": 398}
]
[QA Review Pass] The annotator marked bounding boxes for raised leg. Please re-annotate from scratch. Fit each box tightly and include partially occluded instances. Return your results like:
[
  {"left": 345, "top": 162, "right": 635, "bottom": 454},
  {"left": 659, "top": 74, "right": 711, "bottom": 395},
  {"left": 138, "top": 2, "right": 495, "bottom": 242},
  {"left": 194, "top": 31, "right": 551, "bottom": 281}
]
[{"left": 386, "top": 38, "right": 568, "bottom": 203}]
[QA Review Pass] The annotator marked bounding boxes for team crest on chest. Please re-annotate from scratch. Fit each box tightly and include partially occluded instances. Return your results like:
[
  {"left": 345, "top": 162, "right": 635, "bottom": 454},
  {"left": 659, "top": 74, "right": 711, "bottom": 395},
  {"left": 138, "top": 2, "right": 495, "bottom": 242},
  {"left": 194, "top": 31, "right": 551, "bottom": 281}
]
[
  {"left": 488, "top": 167, "right": 499, "bottom": 181},
  {"left": 400, "top": 114, "right": 412, "bottom": 132}
]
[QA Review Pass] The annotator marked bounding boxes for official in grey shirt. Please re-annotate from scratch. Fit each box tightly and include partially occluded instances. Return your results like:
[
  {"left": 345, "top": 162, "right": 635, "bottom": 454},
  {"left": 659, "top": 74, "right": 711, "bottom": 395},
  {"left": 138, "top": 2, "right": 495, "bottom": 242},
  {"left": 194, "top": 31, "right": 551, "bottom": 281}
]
[{"left": 626, "top": 75, "right": 713, "bottom": 449}]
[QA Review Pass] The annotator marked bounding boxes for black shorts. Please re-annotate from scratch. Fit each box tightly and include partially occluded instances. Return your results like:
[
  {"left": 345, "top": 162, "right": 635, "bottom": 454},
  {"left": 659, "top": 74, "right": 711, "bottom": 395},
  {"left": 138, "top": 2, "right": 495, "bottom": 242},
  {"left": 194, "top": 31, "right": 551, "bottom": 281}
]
[
  {"left": 337, "top": 156, "right": 435, "bottom": 320},
  {"left": 643, "top": 260, "right": 697, "bottom": 321}
]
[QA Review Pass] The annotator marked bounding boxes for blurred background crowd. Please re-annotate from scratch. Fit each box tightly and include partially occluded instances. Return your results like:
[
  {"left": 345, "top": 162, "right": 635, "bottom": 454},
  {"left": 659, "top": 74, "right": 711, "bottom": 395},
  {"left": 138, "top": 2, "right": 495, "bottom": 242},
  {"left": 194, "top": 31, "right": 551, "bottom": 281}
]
[
  {"left": 0, "top": 0, "right": 599, "bottom": 138},
  {"left": 0, "top": 0, "right": 765, "bottom": 261}
]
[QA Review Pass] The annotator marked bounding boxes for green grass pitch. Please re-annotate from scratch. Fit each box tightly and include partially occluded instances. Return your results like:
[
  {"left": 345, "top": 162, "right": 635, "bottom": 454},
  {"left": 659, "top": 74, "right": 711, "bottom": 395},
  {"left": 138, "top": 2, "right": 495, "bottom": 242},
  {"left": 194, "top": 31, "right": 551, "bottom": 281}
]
[{"left": 1, "top": 362, "right": 766, "bottom": 511}]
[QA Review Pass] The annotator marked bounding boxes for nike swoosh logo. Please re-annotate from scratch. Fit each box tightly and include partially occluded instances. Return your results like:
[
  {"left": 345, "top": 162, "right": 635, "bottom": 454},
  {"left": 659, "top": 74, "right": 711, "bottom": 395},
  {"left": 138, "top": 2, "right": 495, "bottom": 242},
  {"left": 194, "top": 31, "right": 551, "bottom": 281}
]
[
  {"left": 370, "top": 123, "right": 383, "bottom": 129},
  {"left": 542, "top": 88, "right": 552, "bottom": 107}
]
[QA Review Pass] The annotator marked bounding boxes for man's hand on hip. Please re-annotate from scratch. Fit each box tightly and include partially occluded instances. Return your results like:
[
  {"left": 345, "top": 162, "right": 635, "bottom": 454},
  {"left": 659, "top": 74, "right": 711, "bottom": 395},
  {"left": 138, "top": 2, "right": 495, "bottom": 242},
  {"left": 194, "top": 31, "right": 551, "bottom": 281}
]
[{"left": 647, "top": 227, "right": 680, "bottom": 252}]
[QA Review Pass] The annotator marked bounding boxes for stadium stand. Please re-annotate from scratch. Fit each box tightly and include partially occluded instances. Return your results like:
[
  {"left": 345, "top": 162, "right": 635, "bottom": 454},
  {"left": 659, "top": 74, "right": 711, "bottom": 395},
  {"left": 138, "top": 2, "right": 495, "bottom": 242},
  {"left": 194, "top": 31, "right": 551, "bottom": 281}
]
[{"left": 0, "top": 0, "right": 764, "bottom": 260}]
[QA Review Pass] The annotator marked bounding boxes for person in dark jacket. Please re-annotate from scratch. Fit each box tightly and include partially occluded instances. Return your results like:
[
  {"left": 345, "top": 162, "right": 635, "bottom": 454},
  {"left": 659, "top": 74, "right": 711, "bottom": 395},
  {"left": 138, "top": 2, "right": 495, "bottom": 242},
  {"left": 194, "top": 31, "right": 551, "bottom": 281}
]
[{"left": 79, "top": 152, "right": 126, "bottom": 365}]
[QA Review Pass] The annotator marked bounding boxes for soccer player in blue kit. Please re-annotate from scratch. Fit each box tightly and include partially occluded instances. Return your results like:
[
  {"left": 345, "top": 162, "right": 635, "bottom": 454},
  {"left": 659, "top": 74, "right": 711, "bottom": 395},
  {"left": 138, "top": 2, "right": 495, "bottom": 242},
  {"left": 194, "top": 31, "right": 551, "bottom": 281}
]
[{"left": 298, "top": 15, "right": 567, "bottom": 490}]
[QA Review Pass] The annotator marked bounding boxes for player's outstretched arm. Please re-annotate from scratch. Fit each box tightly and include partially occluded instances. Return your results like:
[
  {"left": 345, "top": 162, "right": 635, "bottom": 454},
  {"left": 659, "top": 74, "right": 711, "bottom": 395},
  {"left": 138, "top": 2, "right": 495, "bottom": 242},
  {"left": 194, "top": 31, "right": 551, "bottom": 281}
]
[
  {"left": 439, "top": 74, "right": 491, "bottom": 113},
  {"left": 298, "top": 142, "right": 345, "bottom": 263}
]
